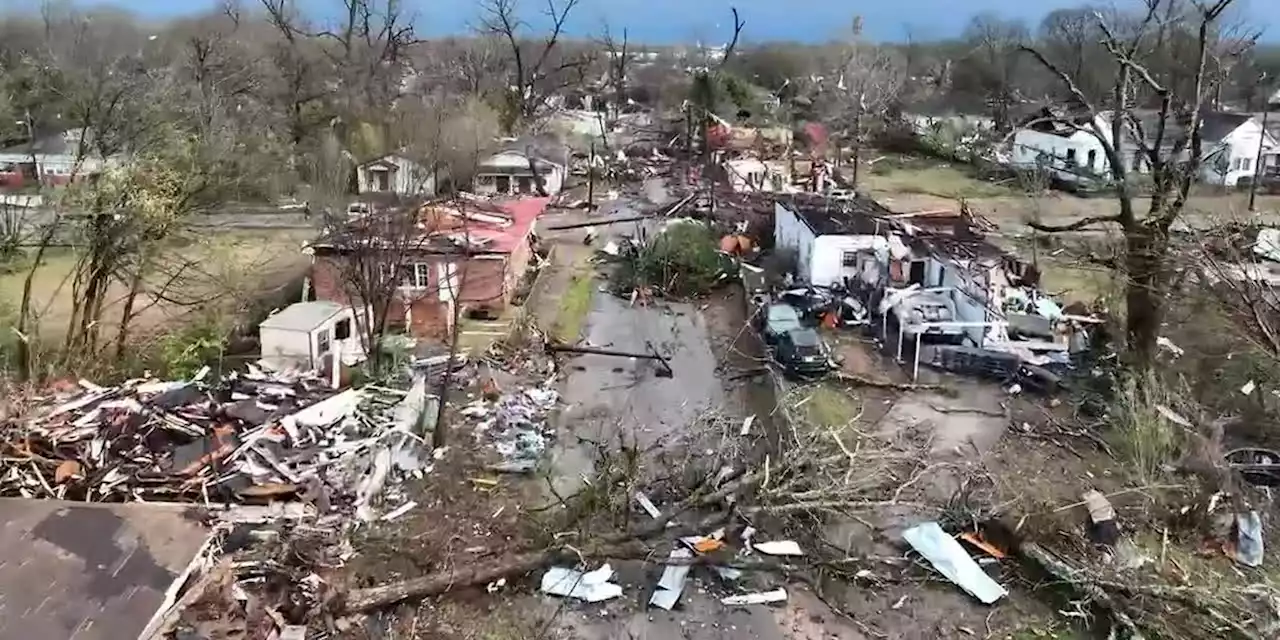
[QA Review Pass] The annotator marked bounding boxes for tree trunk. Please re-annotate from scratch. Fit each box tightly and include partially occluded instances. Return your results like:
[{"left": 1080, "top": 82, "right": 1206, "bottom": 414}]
[
  {"left": 114, "top": 255, "right": 150, "bottom": 362},
  {"left": 433, "top": 272, "right": 466, "bottom": 450},
  {"left": 1123, "top": 226, "right": 1166, "bottom": 372}
]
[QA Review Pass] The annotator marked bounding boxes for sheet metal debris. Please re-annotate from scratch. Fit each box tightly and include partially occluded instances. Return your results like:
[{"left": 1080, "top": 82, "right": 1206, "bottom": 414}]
[
  {"left": 753, "top": 540, "right": 804, "bottom": 556},
  {"left": 541, "top": 564, "right": 624, "bottom": 602},
  {"left": 649, "top": 548, "right": 693, "bottom": 610},
  {"left": 722, "top": 588, "right": 788, "bottom": 605},
  {"left": 903, "top": 521, "right": 1007, "bottom": 604}
]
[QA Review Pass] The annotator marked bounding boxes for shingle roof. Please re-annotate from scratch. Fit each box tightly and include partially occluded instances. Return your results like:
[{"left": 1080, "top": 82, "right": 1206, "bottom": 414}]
[
  {"left": 0, "top": 499, "right": 209, "bottom": 640},
  {"left": 777, "top": 193, "right": 896, "bottom": 236}
]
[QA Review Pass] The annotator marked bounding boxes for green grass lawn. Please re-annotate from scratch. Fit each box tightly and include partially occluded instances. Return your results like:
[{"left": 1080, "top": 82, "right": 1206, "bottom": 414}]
[
  {"left": 552, "top": 266, "right": 595, "bottom": 343},
  {"left": 861, "top": 163, "right": 1018, "bottom": 199}
]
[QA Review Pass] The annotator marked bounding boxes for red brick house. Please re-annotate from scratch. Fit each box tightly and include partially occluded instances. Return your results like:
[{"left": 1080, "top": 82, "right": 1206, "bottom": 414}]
[{"left": 310, "top": 196, "right": 550, "bottom": 340}]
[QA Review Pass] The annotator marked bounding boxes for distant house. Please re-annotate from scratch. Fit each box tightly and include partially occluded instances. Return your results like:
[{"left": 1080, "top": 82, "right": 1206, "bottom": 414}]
[
  {"left": 548, "top": 109, "right": 607, "bottom": 138},
  {"left": 0, "top": 128, "right": 115, "bottom": 187},
  {"left": 473, "top": 137, "right": 570, "bottom": 197},
  {"left": 724, "top": 157, "right": 791, "bottom": 192},
  {"left": 310, "top": 196, "right": 550, "bottom": 339},
  {"left": 355, "top": 153, "right": 447, "bottom": 196},
  {"left": 1005, "top": 107, "right": 1279, "bottom": 187}
]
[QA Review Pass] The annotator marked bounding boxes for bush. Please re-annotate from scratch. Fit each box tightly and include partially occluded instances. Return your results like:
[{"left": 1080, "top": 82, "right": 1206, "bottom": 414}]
[
  {"left": 609, "top": 221, "right": 731, "bottom": 298},
  {"left": 157, "top": 317, "right": 228, "bottom": 379}
]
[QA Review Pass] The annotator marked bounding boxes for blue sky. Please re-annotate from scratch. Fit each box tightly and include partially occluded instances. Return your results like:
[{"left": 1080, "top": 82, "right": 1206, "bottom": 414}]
[{"left": 41, "top": 0, "right": 1280, "bottom": 43}]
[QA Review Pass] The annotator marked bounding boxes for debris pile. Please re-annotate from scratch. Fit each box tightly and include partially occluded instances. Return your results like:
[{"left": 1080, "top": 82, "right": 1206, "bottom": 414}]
[
  {"left": 0, "top": 366, "right": 432, "bottom": 520},
  {"left": 461, "top": 384, "right": 560, "bottom": 473}
]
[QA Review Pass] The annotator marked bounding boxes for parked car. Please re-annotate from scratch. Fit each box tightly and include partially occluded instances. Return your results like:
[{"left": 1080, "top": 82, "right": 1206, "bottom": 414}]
[
  {"left": 754, "top": 302, "right": 805, "bottom": 345},
  {"left": 753, "top": 302, "right": 835, "bottom": 378}
]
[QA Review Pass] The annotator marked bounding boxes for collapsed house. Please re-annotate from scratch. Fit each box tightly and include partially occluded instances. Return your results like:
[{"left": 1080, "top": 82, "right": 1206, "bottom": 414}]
[
  {"left": 773, "top": 194, "right": 1089, "bottom": 382},
  {"left": 310, "top": 196, "right": 550, "bottom": 339}
]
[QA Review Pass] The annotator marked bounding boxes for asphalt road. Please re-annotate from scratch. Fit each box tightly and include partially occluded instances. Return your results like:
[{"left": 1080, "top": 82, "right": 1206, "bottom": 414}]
[{"left": 540, "top": 179, "right": 866, "bottom": 640}]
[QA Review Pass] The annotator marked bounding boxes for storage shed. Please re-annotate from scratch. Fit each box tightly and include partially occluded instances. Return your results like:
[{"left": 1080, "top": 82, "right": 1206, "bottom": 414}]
[{"left": 258, "top": 301, "right": 361, "bottom": 372}]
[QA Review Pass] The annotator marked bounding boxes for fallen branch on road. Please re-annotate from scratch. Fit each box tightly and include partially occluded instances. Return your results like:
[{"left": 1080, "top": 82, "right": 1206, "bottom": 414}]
[{"left": 831, "top": 372, "right": 947, "bottom": 392}]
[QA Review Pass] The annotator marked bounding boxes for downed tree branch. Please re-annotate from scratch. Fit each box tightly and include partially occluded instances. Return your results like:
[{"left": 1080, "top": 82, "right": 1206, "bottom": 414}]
[
  {"left": 1016, "top": 540, "right": 1145, "bottom": 637},
  {"left": 831, "top": 372, "right": 945, "bottom": 392},
  {"left": 1027, "top": 214, "right": 1124, "bottom": 233}
]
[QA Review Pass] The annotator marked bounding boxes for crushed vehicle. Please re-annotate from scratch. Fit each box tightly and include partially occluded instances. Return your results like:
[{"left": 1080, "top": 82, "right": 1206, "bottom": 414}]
[
  {"left": 753, "top": 302, "right": 836, "bottom": 378},
  {"left": 779, "top": 286, "right": 870, "bottom": 329}
]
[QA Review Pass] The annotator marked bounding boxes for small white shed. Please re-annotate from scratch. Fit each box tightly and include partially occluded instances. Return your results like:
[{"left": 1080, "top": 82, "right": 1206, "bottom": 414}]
[{"left": 259, "top": 301, "right": 363, "bottom": 372}]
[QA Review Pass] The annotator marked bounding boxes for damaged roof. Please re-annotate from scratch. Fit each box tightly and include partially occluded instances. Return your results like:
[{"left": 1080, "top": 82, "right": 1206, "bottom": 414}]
[
  {"left": 777, "top": 193, "right": 897, "bottom": 236},
  {"left": 0, "top": 499, "right": 208, "bottom": 640}
]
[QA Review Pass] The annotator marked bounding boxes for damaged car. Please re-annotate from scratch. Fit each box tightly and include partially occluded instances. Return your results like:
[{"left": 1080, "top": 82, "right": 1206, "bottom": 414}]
[{"left": 753, "top": 302, "right": 837, "bottom": 378}]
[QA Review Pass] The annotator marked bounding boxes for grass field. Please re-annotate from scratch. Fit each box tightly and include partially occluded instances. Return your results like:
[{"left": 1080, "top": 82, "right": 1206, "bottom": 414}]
[{"left": 0, "top": 229, "right": 312, "bottom": 344}]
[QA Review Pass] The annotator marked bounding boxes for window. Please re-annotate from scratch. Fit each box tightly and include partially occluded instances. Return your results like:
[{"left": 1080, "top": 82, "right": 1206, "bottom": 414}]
[
  {"left": 1065, "top": 148, "right": 1077, "bottom": 167},
  {"left": 518, "top": 176, "right": 532, "bottom": 193},
  {"left": 841, "top": 251, "right": 858, "bottom": 267},
  {"left": 476, "top": 175, "right": 494, "bottom": 185},
  {"left": 1132, "top": 154, "right": 1143, "bottom": 171},
  {"left": 1243, "top": 157, "right": 1254, "bottom": 172},
  {"left": 495, "top": 175, "right": 511, "bottom": 193},
  {"left": 908, "top": 260, "right": 927, "bottom": 286},
  {"left": 383, "top": 262, "right": 431, "bottom": 288},
  {"left": 1086, "top": 149, "right": 1097, "bottom": 169},
  {"left": 334, "top": 317, "right": 351, "bottom": 340},
  {"left": 316, "top": 328, "right": 331, "bottom": 356}
]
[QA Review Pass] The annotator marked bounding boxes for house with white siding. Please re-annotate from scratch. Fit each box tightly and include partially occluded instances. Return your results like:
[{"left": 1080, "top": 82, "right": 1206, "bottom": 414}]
[
  {"left": 1004, "top": 107, "right": 1279, "bottom": 187},
  {"left": 356, "top": 154, "right": 447, "bottom": 196},
  {"left": 0, "top": 128, "right": 117, "bottom": 186},
  {"left": 772, "top": 195, "right": 1020, "bottom": 349},
  {"left": 472, "top": 136, "right": 569, "bottom": 197}
]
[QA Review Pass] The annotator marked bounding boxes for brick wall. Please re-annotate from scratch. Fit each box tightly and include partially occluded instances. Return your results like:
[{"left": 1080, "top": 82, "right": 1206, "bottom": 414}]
[{"left": 311, "top": 241, "right": 532, "bottom": 340}]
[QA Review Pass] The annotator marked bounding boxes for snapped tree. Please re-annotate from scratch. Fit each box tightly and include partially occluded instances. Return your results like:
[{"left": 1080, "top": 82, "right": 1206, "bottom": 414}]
[{"left": 1022, "top": 0, "right": 1252, "bottom": 372}]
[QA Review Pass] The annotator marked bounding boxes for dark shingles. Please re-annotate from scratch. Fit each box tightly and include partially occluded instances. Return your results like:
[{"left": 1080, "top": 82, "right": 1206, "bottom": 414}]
[
  {"left": 0, "top": 499, "right": 209, "bottom": 640},
  {"left": 777, "top": 194, "right": 896, "bottom": 236}
]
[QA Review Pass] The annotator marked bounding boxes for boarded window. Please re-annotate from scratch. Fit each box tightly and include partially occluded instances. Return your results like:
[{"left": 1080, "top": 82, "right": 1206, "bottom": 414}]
[{"left": 841, "top": 251, "right": 858, "bottom": 267}]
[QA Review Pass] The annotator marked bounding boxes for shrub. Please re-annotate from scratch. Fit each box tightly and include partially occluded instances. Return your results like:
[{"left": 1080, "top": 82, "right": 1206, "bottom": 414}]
[{"left": 609, "top": 221, "right": 731, "bottom": 298}]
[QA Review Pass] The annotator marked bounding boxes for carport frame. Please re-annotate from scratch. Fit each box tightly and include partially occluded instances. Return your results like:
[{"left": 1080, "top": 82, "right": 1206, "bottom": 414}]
[{"left": 898, "top": 320, "right": 1009, "bottom": 381}]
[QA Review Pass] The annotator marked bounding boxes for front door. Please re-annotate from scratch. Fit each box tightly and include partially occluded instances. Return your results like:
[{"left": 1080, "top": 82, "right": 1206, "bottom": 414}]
[{"left": 518, "top": 176, "right": 532, "bottom": 193}]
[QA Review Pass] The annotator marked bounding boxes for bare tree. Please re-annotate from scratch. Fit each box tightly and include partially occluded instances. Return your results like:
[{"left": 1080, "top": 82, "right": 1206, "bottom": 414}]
[
  {"left": 959, "top": 13, "right": 1031, "bottom": 132},
  {"left": 599, "top": 23, "right": 629, "bottom": 125},
  {"left": 832, "top": 16, "right": 905, "bottom": 188},
  {"left": 478, "top": 0, "right": 592, "bottom": 132},
  {"left": 1022, "top": 0, "right": 1249, "bottom": 371}
]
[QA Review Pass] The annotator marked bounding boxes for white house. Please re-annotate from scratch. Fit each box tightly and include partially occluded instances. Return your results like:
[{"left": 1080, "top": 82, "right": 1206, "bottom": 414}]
[
  {"left": 356, "top": 154, "right": 445, "bottom": 196},
  {"left": 773, "top": 196, "right": 1013, "bottom": 348},
  {"left": 473, "top": 137, "right": 569, "bottom": 196},
  {"left": 0, "top": 128, "right": 115, "bottom": 184},
  {"left": 1005, "top": 107, "right": 1280, "bottom": 187},
  {"left": 258, "top": 301, "right": 365, "bottom": 373},
  {"left": 548, "top": 110, "right": 607, "bottom": 138},
  {"left": 724, "top": 157, "right": 791, "bottom": 192}
]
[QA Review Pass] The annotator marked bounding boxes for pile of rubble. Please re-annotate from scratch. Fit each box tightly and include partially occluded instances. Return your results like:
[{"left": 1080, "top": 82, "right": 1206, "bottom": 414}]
[
  {"left": 0, "top": 365, "right": 433, "bottom": 521},
  {"left": 461, "top": 383, "right": 560, "bottom": 474}
]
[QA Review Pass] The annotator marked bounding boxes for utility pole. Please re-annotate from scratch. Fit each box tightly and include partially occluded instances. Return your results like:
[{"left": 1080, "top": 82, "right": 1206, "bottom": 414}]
[
  {"left": 587, "top": 140, "right": 596, "bottom": 210},
  {"left": 850, "top": 91, "right": 864, "bottom": 190},
  {"left": 1250, "top": 78, "right": 1274, "bottom": 213}
]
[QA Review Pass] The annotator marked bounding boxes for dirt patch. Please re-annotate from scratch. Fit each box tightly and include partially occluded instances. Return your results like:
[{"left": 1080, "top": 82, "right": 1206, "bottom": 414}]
[{"left": 346, "top": 437, "right": 537, "bottom": 590}]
